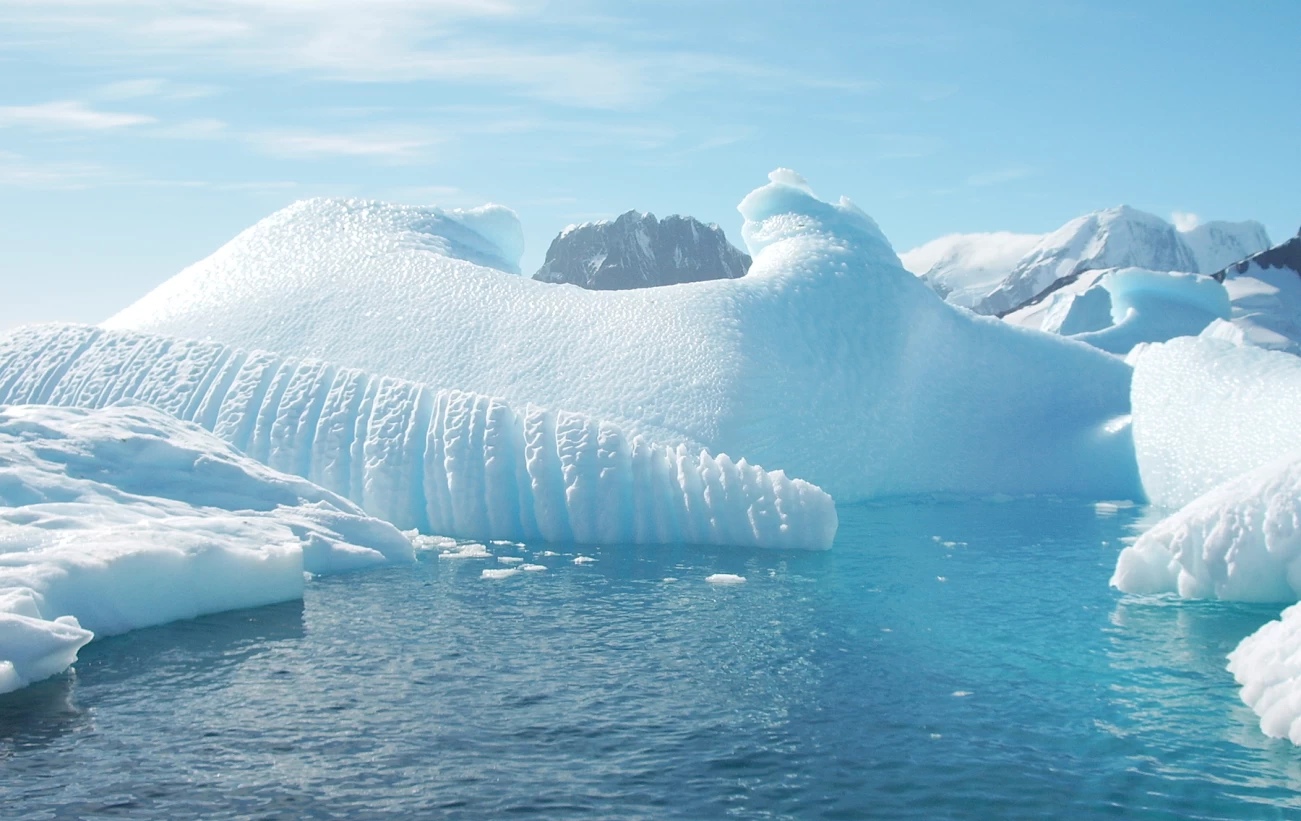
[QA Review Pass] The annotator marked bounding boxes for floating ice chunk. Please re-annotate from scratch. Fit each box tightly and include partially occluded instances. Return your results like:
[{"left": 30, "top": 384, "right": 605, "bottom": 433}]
[
  {"left": 1228, "top": 602, "right": 1301, "bottom": 744},
  {"left": 519, "top": 564, "right": 546, "bottom": 572},
  {"left": 0, "top": 403, "right": 412, "bottom": 693},
  {"left": 1130, "top": 335, "right": 1301, "bottom": 509},
  {"left": 0, "top": 325, "right": 837, "bottom": 550},
  {"left": 705, "top": 573, "right": 746, "bottom": 585},
  {"left": 497, "top": 556, "right": 523, "bottom": 564},
  {"left": 573, "top": 556, "right": 596, "bottom": 565},
  {"left": 1112, "top": 448, "right": 1301, "bottom": 602},
  {"left": 437, "top": 543, "right": 492, "bottom": 559},
  {"left": 480, "top": 567, "right": 520, "bottom": 580}
]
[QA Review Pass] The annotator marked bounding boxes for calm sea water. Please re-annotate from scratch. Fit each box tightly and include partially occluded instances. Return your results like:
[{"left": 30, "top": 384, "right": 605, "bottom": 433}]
[{"left": 3, "top": 500, "right": 1300, "bottom": 820}]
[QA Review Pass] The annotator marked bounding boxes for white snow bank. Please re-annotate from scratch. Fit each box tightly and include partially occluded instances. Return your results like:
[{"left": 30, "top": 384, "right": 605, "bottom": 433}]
[
  {"left": 0, "top": 403, "right": 413, "bottom": 694},
  {"left": 0, "top": 324, "right": 837, "bottom": 549},
  {"left": 101, "top": 169, "right": 1141, "bottom": 502},
  {"left": 1112, "top": 448, "right": 1301, "bottom": 601},
  {"left": 1129, "top": 336, "right": 1301, "bottom": 509},
  {"left": 1228, "top": 603, "right": 1301, "bottom": 744}
]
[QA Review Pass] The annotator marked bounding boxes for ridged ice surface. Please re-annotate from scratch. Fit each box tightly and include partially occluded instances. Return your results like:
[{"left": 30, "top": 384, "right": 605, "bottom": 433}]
[
  {"left": 104, "top": 169, "right": 1141, "bottom": 502},
  {"left": 1130, "top": 336, "right": 1301, "bottom": 509},
  {"left": 0, "top": 324, "right": 836, "bottom": 550}
]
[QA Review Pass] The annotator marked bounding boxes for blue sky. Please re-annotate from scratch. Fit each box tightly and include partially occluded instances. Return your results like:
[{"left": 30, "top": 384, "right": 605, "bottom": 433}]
[{"left": 1, "top": 0, "right": 1298, "bottom": 330}]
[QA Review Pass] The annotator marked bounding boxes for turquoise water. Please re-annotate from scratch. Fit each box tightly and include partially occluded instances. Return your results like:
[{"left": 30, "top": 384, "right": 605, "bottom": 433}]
[{"left": 3, "top": 500, "right": 1300, "bottom": 820}]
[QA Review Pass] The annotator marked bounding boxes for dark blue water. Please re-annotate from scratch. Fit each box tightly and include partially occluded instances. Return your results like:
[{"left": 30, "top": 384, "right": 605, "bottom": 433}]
[{"left": 3, "top": 500, "right": 1300, "bottom": 820}]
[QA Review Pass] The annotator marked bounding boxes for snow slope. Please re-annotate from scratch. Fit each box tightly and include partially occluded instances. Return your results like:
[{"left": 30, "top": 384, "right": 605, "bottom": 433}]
[
  {"left": 102, "top": 169, "right": 1142, "bottom": 503},
  {"left": 1129, "top": 336, "right": 1301, "bottom": 510},
  {"left": 0, "top": 324, "right": 837, "bottom": 550},
  {"left": 0, "top": 403, "right": 414, "bottom": 693},
  {"left": 1182, "top": 220, "right": 1271, "bottom": 275},
  {"left": 899, "top": 231, "right": 1040, "bottom": 310}
]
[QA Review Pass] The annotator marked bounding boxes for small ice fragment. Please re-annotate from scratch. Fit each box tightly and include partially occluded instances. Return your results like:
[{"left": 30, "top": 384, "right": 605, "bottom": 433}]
[
  {"left": 952, "top": 690, "right": 972, "bottom": 697},
  {"left": 520, "top": 564, "right": 546, "bottom": 572},
  {"left": 931, "top": 536, "right": 941, "bottom": 542},
  {"left": 941, "top": 541, "right": 956, "bottom": 547},
  {"left": 662, "top": 577, "right": 678, "bottom": 583},
  {"left": 412, "top": 534, "right": 459, "bottom": 551},
  {"left": 936, "top": 576, "right": 948, "bottom": 582},
  {"left": 438, "top": 542, "right": 492, "bottom": 559},
  {"left": 573, "top": 555, "right": 596, "bottom": 564},
  {"left": 481, "top": 567, "right": 520, "bottom": 580},
  {"left": 498, "top": 556, "right": 523, "bottom": 564},
  {"left": 706, "top": 573, "right": 746, "bottom": 585}
]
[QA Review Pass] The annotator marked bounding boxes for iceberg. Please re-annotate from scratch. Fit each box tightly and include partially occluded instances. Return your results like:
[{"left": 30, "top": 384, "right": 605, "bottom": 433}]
[
  {"left": 98, "top": 170, "right": 1142, "bottom": 503},
  {"left": 1228, "top": 603, "right": 1301, "bottom": 745},
  {"left": 0, "top": 403, "right": 414, "bottom": 694},
  {"left": 1111, "top": 448, "right": 1301, "bottom": 601},
  {"left": 0, "top": 324, "right": 837, "bottom": 550}
]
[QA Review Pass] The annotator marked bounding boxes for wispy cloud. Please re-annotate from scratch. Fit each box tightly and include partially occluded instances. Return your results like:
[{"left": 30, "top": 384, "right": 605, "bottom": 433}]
[
  {"left": 1171, "top": 211, "right": 1200, "bottom": 231},
  {"left": 247, "top": 129, "right": 437, "bottom": 161},
  {"left": 967, "top": 167, "right": 1030, "bottom": 187},
  {"left": 0, "top": 100, "right": 155, "bottom": 130},
  {"left": 97, "top": 78, "right": 221, "bottom": 101},
  {"left": 151, "top": 117, "right": 228, "bottom": 139},
  {"left": 0, "top": 150, "right": 113, "bottom": 189}
]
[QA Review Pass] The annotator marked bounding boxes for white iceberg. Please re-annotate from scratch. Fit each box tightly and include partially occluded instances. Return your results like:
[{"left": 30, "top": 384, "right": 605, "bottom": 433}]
[
  {"left": 96, "top": 170, "right": 1141, "bottom": 502},
  {"left": 0, "top": 403, "right": 414, "bottom": 694},
  {"left": 1228, "top": 603, "right": 1301, "bottom": 744}
]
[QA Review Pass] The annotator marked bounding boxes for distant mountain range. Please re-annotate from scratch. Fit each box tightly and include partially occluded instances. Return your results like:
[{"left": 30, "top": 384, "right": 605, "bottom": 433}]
[
  {"left": 534, "top": 210, "right": 751, "bottom": 289},
  {"left": 901, "top": 206, "right": 1270, "bottom": 316}
]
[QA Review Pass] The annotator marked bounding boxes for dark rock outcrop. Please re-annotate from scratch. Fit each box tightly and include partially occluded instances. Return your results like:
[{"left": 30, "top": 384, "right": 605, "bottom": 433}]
[{"left": 534, "top": 211, "right": 750, "bottom": 290}]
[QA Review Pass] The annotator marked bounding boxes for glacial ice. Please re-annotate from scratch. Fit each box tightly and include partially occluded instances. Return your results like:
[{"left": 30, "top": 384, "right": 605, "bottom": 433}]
[
  {"left": 0, "top": 403, "right": 414, "bottom": 693},
  {"left": 0, "top": 324, "right": 837, "bottom": 550},
  {"left": 1129, "top": 336, "right": 1301, "bottom": 510},
  {"left": 99, "top": 170, "right": 1142, "bottom": 502}
]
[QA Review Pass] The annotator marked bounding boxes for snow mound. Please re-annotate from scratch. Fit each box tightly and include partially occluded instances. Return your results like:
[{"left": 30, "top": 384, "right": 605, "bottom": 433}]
[
  {"left": 100, "top": 170, "right": 1141, "bottom": 502},
  {"left": 0, "top": 324, "right": 837, "bottom": 549},
  {"left": 0, "top": 403, "right": 413, "bottom": 693},
  {"left": 1228, "top": 603, "right": 1301, "bottom": 744},
  {"left": 1130, "top": 336, "right": 1301, "bottom": 509},
  {"left": 1112, "top": 448, "right": 1301, "bottom": 601}
]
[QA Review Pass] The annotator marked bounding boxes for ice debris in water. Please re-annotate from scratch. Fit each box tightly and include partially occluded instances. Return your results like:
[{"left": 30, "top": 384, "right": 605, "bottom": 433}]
[
  {"left": 706, "top": 574, "right": 746, "bottom": 585},
  {"left": 480, "top": 568, "right": 520, "bottom": 580},
  {"left": 0, "top": 404, "right": 412, "bottom": 694}
]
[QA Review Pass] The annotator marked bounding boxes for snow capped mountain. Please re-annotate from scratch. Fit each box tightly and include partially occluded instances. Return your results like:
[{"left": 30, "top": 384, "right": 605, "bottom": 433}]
[
  {"left": 533, "top": 210, "right": 751, "bottom": 289},
  {"left": 1182, "top": 219, "right": 1272, "bottom": 274},
  {"left": 904, "top": 207, "right": 1270, "bottom": 317},
  {"left": 1211, "top": 227, "right": 1301, "bottom": 353},
  {"left": 899, "top": 232, "right": 1040, "bottom": 309}
]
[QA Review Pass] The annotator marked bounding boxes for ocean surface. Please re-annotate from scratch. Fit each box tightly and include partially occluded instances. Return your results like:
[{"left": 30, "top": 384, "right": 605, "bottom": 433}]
[{"left": 3, "top": 500, "right": 1300, "bottom": 820}]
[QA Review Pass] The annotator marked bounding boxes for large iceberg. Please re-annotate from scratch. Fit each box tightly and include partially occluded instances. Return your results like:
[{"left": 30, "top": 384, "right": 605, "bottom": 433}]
[
  {"left": 99, "top": 169, "right": 1142, "bottom": 503},
  {"left": 0, "top": 324, "right": 836, "bottom": 550},
  {"left": 0, "top": 403, "right": 414, "bottom": 693}
]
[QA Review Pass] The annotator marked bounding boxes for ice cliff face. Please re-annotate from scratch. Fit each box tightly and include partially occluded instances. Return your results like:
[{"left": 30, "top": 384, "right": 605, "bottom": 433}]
[
  {"left": 533, "top": 211, "right": 751, "bottom": 289},
  {"left": 0, "top": 324, "right": 837, "bottom": 550}
]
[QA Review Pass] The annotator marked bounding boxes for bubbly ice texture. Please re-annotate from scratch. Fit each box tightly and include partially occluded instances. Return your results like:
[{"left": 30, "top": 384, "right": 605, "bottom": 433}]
[
  {"left": 0, "top": 403, "right": 414, "bottom": 693},
  {"left": 1129, "top": 336, "right": 1301, "bottom": 510},
  {"left": 1228, "top": 602, "right": 1301, "bottom": 744},
  {"left": 1111, "top": 448, "right": 1301, "bottom": 601},
  {"left": 101, "top": 170, "right": 1142, "bottom": 502},
  {"left": 0, "top": 324, "right": 837, "bottom": 550}
]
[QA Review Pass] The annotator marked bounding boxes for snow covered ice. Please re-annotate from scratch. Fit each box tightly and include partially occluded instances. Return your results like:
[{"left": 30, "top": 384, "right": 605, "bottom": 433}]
[
  {"left": 0, "top": 403, "right": 413, "bottom": 693},
  {"left": 0, "top": 324, "right": 837, "bottom": 550},
  {"left": 97, "top": 169, "right": 1142, "bottom": 503}
]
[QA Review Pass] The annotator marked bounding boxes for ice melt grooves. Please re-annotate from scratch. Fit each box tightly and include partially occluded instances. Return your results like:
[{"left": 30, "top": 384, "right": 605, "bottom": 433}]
[{"left": 0, "top": 324, "right": 837, "bottom": 549}]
